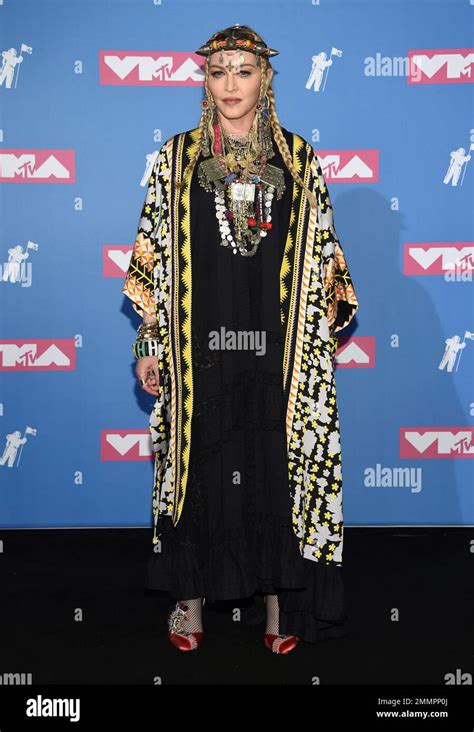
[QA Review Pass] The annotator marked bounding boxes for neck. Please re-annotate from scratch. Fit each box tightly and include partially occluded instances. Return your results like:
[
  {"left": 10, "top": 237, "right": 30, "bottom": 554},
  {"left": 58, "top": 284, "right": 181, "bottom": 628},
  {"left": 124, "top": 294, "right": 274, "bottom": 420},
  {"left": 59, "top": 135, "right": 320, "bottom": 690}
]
[{"left": 216, "top": 109, "right": 256, "bottom": 135}]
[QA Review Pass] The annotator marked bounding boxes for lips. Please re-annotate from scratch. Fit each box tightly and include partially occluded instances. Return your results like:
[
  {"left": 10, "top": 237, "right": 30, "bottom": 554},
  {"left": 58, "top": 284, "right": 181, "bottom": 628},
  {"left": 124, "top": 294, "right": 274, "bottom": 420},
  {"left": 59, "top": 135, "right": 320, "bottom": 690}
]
[{"left": 223, "top": 98, "right": 241, "bottom": 104}]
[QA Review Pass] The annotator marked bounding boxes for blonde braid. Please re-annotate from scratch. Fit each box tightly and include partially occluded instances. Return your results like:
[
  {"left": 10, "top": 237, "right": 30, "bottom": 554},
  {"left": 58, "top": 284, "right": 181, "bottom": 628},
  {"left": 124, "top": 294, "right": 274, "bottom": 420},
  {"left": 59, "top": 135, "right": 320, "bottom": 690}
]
[
  {"left": 265, "top": 82, "right": 317, "bottom": 210},
  {"left": 204, "top": 60, "right": 218, "bottom": 158},
  {"left": 175, "top": 58, "right": 219, "bottom": 189}
]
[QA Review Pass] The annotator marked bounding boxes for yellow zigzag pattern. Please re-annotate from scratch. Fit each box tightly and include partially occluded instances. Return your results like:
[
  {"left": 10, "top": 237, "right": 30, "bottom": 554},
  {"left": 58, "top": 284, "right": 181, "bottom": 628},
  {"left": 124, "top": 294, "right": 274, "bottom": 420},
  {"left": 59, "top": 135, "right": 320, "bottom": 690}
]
[
  {"left": 174, "top": 128, "right": 200, "bottom": 524},
  {"left": 284, "top": 138, "right": 313, "bottom": 441},
  {"left": 282, "top": 134, "right": 307, "bottom": 393}
]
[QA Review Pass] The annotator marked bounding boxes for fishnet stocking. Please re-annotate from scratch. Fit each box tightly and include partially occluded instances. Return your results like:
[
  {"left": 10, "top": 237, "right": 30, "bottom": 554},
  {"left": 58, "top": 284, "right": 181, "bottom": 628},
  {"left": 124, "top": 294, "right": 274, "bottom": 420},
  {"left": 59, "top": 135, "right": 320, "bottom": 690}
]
[
  {"left": 172, "top": 598, "right": 203, "bottom": 633},
  {"left": 264, "top": 593, "right": 299, "bottom": 653},
  {"left": 264, "top": 593, "right": 283, "bottom": 635}
]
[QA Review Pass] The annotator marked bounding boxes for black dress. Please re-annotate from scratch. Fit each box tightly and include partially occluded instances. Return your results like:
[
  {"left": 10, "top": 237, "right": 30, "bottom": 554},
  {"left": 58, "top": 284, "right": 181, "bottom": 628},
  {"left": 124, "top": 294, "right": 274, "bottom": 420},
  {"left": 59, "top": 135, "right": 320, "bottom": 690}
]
[{"left": 146, "top": 128, "right": 349, "bottom": 644}]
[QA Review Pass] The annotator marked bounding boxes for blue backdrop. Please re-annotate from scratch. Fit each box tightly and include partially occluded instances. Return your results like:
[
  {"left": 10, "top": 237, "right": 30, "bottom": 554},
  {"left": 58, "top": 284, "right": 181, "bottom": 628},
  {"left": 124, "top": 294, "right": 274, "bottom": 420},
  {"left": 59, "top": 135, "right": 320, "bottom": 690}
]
[{"left": 1, "top": 0, "right": 472, "bottom": 531}]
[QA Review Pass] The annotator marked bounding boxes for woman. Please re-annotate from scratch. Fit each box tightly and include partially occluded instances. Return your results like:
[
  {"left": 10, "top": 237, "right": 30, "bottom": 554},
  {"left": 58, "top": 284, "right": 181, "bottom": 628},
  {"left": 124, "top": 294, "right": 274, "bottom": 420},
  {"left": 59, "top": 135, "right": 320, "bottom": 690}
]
[{"left": 122, "top": 24, "right": 359, "bottom": 654}]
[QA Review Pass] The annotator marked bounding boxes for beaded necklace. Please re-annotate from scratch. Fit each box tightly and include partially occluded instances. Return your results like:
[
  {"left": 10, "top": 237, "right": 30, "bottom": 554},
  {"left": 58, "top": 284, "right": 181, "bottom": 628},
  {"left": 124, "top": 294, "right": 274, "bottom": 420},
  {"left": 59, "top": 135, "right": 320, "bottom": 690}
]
[{"left": 197, "top": 121, "right": 285, "bottom": 256}]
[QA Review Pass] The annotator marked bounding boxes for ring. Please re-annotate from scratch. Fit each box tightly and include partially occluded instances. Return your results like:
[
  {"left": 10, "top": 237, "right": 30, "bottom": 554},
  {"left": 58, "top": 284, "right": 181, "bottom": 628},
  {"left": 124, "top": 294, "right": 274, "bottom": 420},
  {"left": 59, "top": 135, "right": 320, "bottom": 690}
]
[{"left": 139, "top": 378, "right": 145, "bottom": 386}]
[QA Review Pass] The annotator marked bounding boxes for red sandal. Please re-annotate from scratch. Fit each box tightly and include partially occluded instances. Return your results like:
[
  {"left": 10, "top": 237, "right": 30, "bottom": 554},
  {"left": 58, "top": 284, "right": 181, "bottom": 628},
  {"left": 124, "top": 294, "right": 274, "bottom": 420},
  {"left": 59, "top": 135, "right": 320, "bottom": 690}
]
[
  {"left": 167, "top": 601, "right": 204, "bottom": 651},
  {"left": 264, "top": 633, "right": 300, "bottom": 654}
]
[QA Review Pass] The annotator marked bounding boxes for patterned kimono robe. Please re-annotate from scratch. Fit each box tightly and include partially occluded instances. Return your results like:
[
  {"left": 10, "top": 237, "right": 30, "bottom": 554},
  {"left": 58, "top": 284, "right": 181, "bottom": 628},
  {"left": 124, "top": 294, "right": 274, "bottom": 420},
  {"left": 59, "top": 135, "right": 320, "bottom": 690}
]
[{"left": 122, "top": 126, "right": 359, "bottom": 568}]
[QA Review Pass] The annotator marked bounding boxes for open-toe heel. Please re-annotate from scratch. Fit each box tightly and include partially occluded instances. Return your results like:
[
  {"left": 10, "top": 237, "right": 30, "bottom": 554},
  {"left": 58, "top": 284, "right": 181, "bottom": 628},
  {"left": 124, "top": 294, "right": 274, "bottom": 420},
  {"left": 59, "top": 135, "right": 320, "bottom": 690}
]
[
  {"left": 167, "top": 600, "right": 204, "bottom": 651},
  {"left": 264, "top": 633, "right": 299, "bottom": 654}
]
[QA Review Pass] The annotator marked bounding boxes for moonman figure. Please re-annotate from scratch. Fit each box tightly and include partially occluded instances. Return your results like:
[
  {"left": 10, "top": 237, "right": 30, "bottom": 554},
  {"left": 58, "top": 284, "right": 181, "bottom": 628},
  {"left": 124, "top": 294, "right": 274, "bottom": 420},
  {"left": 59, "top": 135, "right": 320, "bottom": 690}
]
[{"left": 0, "top": 48, "right": 23, "bottom": 88}]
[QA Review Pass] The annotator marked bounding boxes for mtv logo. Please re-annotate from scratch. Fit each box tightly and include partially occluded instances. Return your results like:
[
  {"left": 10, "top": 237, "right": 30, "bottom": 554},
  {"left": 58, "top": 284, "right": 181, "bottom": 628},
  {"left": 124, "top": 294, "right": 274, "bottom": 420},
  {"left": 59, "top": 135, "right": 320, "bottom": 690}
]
[
  {"left": 101, "top": 429, "right": 153, "bottom": 460},
  {"left": 400, "top": 427, "right": 474, "bottom": 458},
  {"left": 0, "top": 340, "right": 76, "bottom": 370},
  {"left": 334, "top": 336, "right": 375, "bottom": 368},
  {"left": 99, "top": 50, "right": 204, "bottom": 86},
  {"left": 404, "top": 242, "right": 474, "bottom": 275},
  {"left": 0, "top": 150, "right": 76, "bottom": 182},
  {"left": 407, "top": 48, "right": 474, "bottom": 84},
  {"left": 103, "top": 246, "right": 133, "bottom": 277},
  {"left": 315, "top": 150, "right": 379, "bottom": 182}
]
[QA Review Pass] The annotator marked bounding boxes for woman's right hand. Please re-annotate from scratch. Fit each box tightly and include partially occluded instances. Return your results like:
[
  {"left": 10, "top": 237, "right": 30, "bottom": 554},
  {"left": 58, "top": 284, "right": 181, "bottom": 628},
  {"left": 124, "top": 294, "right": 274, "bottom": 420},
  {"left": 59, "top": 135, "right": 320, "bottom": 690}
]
[{"left": 135, "top": 355, "right": 160, "bottom": 396}]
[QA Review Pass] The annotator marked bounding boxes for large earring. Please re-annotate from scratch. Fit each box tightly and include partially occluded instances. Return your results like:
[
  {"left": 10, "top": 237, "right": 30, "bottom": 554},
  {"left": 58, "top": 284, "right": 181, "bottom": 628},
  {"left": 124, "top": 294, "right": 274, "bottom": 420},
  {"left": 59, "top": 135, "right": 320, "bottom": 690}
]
[
  {"left": 200, "top": 94, "right": 216, "bottom": 157},
  {"left": 256, "top": 93, "right": 273, "bottom": 159}
]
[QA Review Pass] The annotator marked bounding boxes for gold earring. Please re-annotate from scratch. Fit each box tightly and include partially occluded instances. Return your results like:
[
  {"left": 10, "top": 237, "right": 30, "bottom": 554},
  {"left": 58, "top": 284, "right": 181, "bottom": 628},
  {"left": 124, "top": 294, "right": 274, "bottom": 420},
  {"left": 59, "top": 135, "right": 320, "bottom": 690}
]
[{"left": 200, "top": 95, "right": 216, "bottom": 157}]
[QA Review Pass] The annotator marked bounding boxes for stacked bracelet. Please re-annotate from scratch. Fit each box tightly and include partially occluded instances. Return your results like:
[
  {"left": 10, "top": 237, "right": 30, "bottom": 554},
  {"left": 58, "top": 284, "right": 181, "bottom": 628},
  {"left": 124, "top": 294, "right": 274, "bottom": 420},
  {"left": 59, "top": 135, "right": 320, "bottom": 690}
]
[
  {"left": 133, "top": 320, "right": 160, "bottom": 360},
  {"left": 137, "top": 321, "right": 159, "bottom": 337}
]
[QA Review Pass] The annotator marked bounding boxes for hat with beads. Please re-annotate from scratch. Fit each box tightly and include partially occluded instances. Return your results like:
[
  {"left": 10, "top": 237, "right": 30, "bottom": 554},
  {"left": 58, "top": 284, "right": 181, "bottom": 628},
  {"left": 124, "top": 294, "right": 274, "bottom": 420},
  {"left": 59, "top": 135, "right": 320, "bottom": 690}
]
[{"left": 195, "top": 24, "right": 279, "bottom": 58}]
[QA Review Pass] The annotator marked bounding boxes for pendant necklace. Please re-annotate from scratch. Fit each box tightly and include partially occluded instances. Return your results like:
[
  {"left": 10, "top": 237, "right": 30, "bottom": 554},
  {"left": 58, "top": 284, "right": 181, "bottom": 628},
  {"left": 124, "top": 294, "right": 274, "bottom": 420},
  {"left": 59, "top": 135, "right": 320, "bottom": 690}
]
[{"left": 197, "top": 121, "right": 285, "bottom": 257}]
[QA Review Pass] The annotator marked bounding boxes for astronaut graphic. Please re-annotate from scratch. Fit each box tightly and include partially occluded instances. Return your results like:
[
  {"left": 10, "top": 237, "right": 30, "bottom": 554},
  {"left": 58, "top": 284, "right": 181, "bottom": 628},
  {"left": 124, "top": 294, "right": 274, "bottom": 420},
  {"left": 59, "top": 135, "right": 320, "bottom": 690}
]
[
  {"left": 438, "top": 335, "right": 466, "bottom": 372},
  {"left": 2, "top": 245, "right": 29, "bottom": 283},
  {"left": 0, "top": 48, "right": 23, "bottom": 88},
  {"left": 305, "top": 52, "right": 333, "bottom": 91},
  {"left": 443, "top": 147, "right": 471, "bottom": 187},
  {"left": 0, "top": 431, "right": 27, "bottom": 467},
  {"left": 0, "top": 426, "right": 36, "bottom": 467}
]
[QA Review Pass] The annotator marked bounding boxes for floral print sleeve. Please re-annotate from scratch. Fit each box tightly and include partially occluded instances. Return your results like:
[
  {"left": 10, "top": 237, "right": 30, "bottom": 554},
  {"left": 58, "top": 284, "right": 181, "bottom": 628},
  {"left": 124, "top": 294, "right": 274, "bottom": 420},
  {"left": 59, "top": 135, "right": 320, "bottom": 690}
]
[
  {"left": 309, "top": 146, "right": 359, "bottom": 335},
  {"left": 122, "top": 152, "right": 163, "bottom": 317}
]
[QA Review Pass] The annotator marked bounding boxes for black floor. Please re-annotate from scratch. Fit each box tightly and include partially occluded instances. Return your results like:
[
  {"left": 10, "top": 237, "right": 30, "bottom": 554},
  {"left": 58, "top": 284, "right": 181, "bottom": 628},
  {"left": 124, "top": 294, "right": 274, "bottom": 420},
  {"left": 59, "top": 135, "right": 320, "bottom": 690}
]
[{"left": 1, "top": 527, "right": 472, "bottom": 685}]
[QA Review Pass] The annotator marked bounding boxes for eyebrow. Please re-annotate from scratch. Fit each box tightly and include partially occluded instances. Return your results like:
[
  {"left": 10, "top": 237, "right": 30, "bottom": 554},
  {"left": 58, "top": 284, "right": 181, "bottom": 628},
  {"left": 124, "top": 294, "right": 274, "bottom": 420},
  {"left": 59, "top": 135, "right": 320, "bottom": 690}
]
[{"left": 209, "top": 62, "right": 256, "bottom": 69}]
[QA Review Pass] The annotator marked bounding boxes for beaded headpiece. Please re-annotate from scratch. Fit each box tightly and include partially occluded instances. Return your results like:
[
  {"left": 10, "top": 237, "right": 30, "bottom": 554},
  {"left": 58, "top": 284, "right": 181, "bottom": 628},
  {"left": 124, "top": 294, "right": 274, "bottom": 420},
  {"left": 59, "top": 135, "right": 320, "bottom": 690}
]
[
  {"left": 192, "top": 24, "right": 282, "bottom": 257},
  {"left": 195, "top": 24, "right": 279, "bottom": 59}
]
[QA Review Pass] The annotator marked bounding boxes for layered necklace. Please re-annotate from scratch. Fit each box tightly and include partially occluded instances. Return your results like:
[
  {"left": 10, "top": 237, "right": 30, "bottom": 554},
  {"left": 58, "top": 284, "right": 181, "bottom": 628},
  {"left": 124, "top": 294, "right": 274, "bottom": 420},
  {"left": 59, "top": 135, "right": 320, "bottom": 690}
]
[{"left": 197, "top": 120, "right": 286, "bottom": 257}]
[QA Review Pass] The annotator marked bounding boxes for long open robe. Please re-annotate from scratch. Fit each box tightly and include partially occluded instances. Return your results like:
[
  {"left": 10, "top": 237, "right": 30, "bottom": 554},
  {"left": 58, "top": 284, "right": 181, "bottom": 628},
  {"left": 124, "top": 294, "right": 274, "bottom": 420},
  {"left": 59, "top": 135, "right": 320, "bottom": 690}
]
[{"left": 123, "top": 126, "right": 359, "bottom": 574}]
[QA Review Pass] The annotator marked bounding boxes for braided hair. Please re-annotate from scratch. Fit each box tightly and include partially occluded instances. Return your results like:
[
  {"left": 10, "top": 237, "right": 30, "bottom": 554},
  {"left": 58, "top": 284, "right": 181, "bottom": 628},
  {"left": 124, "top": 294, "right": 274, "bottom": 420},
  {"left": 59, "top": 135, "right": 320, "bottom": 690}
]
[{"left": 175, "top": 26, "right": 317, "bottom": 210}]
